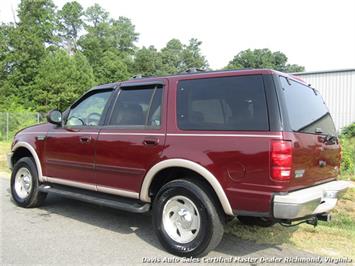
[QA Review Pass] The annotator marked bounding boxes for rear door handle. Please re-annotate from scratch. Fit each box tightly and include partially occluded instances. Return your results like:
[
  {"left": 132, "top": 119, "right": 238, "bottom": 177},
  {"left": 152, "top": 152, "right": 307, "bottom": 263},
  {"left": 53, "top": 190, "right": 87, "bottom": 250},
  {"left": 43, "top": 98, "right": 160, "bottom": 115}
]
[
  {"left": 143, "top": 137, "right": 159, "bottom": 146},
  {"left": 80, "top": 136, "right": 91, "bottom": 143}
]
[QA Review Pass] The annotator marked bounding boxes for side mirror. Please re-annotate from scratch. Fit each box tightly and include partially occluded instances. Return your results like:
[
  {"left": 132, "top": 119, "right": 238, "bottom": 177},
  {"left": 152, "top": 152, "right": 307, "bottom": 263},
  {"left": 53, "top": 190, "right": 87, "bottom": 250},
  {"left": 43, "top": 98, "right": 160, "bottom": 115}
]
[{"left": 47, "top": 109, "right": 62, "bottom": 126}]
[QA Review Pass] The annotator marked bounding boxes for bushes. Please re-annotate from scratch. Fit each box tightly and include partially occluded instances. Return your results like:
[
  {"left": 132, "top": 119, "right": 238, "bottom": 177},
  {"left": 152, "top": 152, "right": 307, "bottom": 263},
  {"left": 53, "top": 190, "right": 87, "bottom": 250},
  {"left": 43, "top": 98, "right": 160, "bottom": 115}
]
[
  {"left": 0, "top": 112, "right": 46, "bottom": 141},
  {"left": 340, "top": 123, "right": 355, "bottom": 178},
  {"left": 341, "top": 123, "right": 355, "bottom": 138}
]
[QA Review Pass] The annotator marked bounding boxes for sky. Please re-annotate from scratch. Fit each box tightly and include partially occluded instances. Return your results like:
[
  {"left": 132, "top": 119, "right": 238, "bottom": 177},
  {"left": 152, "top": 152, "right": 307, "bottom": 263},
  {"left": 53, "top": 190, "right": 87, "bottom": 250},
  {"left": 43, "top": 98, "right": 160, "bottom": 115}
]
[{"left": 1, "top": 0, "right": 355, "bottom": 71}]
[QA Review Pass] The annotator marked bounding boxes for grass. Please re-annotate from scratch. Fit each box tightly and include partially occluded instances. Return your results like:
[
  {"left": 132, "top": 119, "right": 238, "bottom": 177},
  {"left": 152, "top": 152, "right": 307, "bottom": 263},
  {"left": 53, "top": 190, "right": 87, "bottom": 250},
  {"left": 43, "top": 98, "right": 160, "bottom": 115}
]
[
  {"left": 225, "top": 187, "right": 355, "bottom": 259},
  {"left": 341, "top": 173, "right": 355, "bottom": 182},
  {"left": 0, "top": 141, "right": 11, "bottom": 173}
]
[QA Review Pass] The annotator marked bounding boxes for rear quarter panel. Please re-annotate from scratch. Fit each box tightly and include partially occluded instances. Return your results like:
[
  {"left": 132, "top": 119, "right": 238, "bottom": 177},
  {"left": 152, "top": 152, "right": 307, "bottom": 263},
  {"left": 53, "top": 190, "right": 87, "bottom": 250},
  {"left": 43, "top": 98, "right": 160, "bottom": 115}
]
[{"left": 163, "top": 74, "right": 285, "bottom": 214}]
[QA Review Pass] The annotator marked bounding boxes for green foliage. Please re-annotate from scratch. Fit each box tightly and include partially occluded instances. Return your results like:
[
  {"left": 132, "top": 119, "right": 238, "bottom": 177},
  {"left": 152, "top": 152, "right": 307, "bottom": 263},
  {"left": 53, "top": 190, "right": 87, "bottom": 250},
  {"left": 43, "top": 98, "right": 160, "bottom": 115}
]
[
  {"left": 0, "top": 100, "right": 46, "bottom": 141},
  {"left": 341, "top": 123, "right": 355, "bottom": 138},
  {"left": 57, "top": 1, "right": 84, "bottom": 52},
  {"left": 84, "top": 3, "right": 109, "bottom": 27},
  {"left": 133, "top": 38, "right": 208, "bottom": 76},
  {"left": 78, "top": 4, "right": 138, "bottom": 83},
  {"left": 0, "top": 0, "right": 304, "bottom": 119},
  {"left": 0, "top": 0, "right": 57, "bottom": 110},
  {"left": 0, "top": 112, "right": 46, "bottom": 141},
  {"left": 181, "top": 38, "right": 208, "bottom": 70},
  {"left": 133, "top": 46, "right": 164, "bottom": 76},
  {"left": 31, "top": 49, "right": 95, "bottom": 112},
  {"left": 339, "top": 123, "right": 355, "bottom": 177},
  {"left": 160, "top": 38, "right": 208, "bottom": 74},
  {"left": 225, "top": 48, "right": 304, "bottom": 72},
  {"left": 94, "top": 50, "right": 130, "bottom": 84},
  {"left": 17, "top": 0, "right": 57, "bottom": 44}
]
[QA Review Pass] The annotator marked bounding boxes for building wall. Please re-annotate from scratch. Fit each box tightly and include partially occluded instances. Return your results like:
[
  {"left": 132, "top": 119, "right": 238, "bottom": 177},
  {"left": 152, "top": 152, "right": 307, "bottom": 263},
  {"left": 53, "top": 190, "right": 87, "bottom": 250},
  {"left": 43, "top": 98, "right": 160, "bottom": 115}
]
[{"left": 295, "top": 69, "right": 355, "bottom": 132}]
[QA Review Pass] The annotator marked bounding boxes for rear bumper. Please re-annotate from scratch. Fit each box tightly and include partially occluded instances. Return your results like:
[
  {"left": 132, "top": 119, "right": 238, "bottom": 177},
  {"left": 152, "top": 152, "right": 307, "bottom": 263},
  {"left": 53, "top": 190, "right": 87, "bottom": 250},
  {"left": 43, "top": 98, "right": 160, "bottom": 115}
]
[{"left": 273, "top": 180, "right": 350, "bottom": 220}]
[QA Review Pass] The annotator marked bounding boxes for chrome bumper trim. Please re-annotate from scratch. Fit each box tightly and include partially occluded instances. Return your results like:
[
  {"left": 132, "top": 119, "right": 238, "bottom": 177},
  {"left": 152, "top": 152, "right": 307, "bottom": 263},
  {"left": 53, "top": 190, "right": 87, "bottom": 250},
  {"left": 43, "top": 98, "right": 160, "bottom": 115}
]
[{"left": 273, "top": 180, "right": 350, "bottom": 220}]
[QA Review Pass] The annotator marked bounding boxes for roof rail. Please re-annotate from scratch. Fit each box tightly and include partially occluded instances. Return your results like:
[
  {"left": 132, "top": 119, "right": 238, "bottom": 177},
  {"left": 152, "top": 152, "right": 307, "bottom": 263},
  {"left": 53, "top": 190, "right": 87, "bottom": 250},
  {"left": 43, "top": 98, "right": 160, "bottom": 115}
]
[
  {"left": 182, "top": 68, "right": 206, "bottom": 73},
  {"left": 130, "top": 74, "right": 143, "bottom": 79}
]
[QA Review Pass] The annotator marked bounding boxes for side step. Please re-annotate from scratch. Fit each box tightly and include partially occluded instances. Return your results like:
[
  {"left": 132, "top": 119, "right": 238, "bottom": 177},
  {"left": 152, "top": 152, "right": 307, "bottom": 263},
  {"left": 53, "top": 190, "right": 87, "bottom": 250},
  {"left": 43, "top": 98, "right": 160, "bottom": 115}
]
[{"left": 39, "top": 184, "right": 150, "bottom": 213}]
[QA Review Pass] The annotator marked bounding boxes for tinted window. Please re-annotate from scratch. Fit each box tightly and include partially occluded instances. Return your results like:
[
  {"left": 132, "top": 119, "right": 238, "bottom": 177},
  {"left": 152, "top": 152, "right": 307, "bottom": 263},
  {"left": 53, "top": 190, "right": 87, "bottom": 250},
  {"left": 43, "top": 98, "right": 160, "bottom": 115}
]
[
  {"left": 109, "top": 86, "right": 162, "bottom": 128},
  {"left": 67, "top": 90, "right": 112, "bottom": 126},
  {"left": 177, "top": 75, "right": 269, "bottom": 131},
  {"left": 280, "top": 77, "right": 336, "bottom": 135}
]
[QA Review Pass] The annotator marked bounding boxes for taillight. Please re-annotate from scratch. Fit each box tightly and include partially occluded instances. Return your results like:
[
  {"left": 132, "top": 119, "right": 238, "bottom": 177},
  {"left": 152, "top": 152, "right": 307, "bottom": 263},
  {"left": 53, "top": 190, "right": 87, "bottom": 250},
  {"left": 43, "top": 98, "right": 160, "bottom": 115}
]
[{"left": 271, "top": 140, "right": 293, "bottom": 181}]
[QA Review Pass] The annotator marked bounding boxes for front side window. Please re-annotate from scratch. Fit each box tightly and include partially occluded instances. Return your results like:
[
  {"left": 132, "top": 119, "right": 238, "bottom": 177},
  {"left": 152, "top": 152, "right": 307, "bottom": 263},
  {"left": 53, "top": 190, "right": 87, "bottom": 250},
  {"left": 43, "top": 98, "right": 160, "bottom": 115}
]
[
  {"left": 177, "top": 75, "right": 269, "bottom": 131},
  {"left": 109, "top": 85, "right": 163, "bottom": 128},
  {"left": 280, "top": 77, "right": 336, "bottom": 135},
  {"left": 66, "top": 90, "right": 112, "bottom": 126}
]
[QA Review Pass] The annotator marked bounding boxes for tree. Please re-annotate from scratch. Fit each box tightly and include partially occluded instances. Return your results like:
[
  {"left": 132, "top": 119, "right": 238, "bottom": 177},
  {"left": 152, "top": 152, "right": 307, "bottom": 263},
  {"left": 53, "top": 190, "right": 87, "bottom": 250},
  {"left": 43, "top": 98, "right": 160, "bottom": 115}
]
[
  {"left": 182, "top": 38, "right": 208, "bottom": 70},
  {"left": 17, "top": 0, "right": 57, "bottom": 44},
  {"left": 84, "top": 3, "right": 109, "bottom": 27},
  {"left": 133, "top": 46, "right": 164, "bottom": 76},
  {"left": 110, "top": 17, "right": 139, "bottom": 54},
  {"left": 160, "top": 38, "right": 208, "bottom": 74},
  {"left": 78, "top": 4, "right": 138, "bottom": 83},
  {"left": 57, "top": 1, "right": 83, "bottom": 53},
  {"left": 94, "top": 50, "right": 130, "bottom": 84},
  {"left": 0, "top": 0, "right": 58, "bottom": 110},
  {"left": 160, "top": 39, "right": 184, "bottom": 74},
  {"left": 31, "top": 49, "right": 95, "bottom": 111},
  {"left": 0, "top": 23, "right": 14, "bottom": 91},
  {"left": 226, "top": 48, "right": 304, "bottom": 72}
]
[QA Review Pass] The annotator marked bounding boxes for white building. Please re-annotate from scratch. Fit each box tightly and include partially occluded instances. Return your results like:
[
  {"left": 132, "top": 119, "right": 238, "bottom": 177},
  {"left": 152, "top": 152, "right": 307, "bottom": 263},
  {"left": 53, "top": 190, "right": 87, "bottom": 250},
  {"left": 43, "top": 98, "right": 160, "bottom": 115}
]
[{"left": 294, "top": 69, "right": 355, "bottom": 132}]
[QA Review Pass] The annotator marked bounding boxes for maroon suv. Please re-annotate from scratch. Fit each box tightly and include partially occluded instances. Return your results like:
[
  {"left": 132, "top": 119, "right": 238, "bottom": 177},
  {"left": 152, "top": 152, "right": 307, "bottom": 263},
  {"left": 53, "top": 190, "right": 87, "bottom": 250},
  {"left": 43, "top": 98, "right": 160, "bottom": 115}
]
[{"left": 8, "top": 69, "right": 349, "bottom": 257}]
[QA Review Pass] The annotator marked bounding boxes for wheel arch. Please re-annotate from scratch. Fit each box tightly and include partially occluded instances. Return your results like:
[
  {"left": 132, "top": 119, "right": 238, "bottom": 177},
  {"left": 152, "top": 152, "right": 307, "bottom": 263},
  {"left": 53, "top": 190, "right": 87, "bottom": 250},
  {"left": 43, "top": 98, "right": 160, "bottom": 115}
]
[
  {"left": 12, "top": 142, "right": 45, "bottom": 182},
  {"left": 140, "top": 159, "right": 233, "bottom": 216}
]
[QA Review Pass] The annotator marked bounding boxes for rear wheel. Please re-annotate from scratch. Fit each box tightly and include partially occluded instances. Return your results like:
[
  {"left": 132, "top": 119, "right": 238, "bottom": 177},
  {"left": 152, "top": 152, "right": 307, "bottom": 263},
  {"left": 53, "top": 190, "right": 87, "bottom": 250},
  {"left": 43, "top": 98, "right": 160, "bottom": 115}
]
[
  {"left": 237, "top": 216, "right": 275, "bottom": 227},
  {"left": 152, "top": 179, "right": 224, "bottom": 257},
  {"left": 11, "top": 157, "right": 47, "bottom": 208}
]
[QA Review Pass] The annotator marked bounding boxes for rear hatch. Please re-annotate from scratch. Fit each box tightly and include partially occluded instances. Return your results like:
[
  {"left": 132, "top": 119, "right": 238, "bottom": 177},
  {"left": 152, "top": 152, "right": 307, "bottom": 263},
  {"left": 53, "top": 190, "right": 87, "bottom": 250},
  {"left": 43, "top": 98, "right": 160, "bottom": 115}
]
[{"left": 278, "top": 75, "right": 341, "bottom": 191}]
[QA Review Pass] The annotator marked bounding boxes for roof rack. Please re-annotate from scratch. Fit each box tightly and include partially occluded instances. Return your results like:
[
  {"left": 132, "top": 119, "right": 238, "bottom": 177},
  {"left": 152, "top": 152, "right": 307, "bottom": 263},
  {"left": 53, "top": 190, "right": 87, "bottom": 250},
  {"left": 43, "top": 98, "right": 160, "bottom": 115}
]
[
  {"left": 130, "top": 74, "right": 143, "bottom": 79},
  {"left": 128, "top": 68, "right": 258, "bottom": 81},
  {"left": 182, "top": 68, "right": 206, "bottom": 73}
]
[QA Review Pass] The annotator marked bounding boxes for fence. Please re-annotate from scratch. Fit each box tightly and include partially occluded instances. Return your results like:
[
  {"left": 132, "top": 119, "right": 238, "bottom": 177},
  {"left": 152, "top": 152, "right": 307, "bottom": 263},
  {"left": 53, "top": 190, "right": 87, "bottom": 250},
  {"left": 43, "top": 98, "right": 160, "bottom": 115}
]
[{"left": 0, "top": 112, "right": 46, "bottom": 141}]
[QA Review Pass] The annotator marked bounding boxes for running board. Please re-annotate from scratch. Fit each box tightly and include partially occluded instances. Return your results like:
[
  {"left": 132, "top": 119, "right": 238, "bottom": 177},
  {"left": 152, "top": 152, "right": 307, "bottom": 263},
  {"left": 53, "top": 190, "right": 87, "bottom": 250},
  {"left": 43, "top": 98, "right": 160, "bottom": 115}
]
[{"left": 38, "top": 184, "right": 150, "bottom": 213}]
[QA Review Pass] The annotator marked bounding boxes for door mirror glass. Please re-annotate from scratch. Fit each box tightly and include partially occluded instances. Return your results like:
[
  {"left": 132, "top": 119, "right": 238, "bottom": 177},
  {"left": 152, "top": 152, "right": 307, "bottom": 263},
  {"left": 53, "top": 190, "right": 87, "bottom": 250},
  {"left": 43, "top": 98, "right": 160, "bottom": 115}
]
[{"left": 47, "top": 109, "right": 62, "bottom": 125}]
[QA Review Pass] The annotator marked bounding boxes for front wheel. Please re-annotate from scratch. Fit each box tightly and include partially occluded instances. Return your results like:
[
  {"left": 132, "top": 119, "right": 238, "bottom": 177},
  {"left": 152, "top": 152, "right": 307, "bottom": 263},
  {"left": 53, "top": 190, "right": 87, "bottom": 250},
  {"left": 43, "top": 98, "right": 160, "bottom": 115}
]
[
  {"left": 152, "top": 179, "right": 224, "bottom": 257},
  {"left": 11, "top": 157, "right": 47, "bottom": 208}
]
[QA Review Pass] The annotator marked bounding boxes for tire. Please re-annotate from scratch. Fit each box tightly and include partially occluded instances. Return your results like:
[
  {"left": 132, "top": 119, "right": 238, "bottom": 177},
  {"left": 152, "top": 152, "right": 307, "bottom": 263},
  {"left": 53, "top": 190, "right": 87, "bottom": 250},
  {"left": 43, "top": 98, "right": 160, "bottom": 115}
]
[
  {"left": 10, "top": 157, "right": 47, "bottom": 208},
  {"left": 152, "top": 179, "right": 224, "bottom": 257},
  {"left": 237, "top": 216, "right": 275, "bottom": 227}
]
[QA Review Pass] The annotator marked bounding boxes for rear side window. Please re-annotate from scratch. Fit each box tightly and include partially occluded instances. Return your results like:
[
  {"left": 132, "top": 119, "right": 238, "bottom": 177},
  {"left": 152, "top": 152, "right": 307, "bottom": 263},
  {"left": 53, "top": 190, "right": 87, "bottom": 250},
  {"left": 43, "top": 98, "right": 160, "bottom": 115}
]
[
  {"left": 280, "top": 77, "right": 336, "bottom": 135},
  {"left": 177, "top": 75, "right": 269, "bottom": 131},
  {"left": 109, "top": 85, "right": 163, "bottom": 128}
]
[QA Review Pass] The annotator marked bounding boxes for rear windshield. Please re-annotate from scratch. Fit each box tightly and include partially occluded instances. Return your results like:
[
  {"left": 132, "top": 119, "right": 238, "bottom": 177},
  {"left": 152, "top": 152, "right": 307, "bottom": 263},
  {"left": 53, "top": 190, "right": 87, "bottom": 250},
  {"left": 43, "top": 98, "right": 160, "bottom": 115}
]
[
  {"left": 279, "top": 76, "right": 336, "bottom": 135},
  {"left": 177, "top": 75, "right": 269, "bottom": 131}
]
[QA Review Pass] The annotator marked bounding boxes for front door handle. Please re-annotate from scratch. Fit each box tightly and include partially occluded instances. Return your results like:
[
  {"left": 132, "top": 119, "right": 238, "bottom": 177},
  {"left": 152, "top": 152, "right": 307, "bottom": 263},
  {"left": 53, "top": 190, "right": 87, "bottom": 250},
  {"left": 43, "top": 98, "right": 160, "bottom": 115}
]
[
  {"left": 80, "top": 136, "right": 91, "bottom": 144},
  {"left": 143, "top": 137, "right": 159, "bottom": 146}
]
